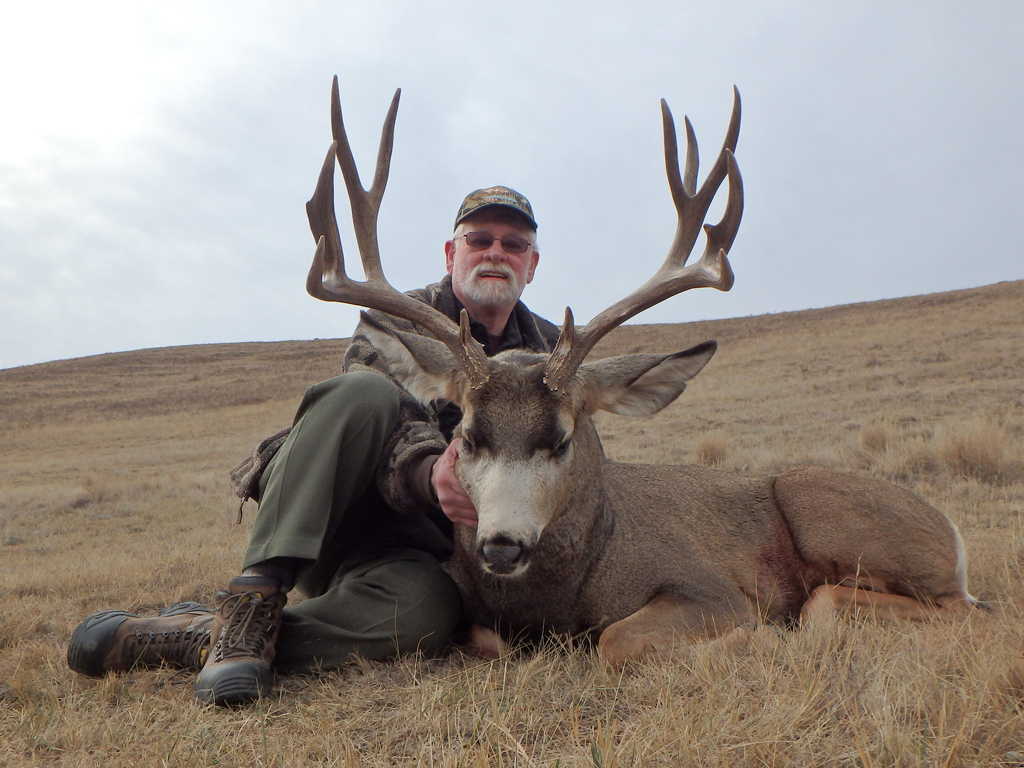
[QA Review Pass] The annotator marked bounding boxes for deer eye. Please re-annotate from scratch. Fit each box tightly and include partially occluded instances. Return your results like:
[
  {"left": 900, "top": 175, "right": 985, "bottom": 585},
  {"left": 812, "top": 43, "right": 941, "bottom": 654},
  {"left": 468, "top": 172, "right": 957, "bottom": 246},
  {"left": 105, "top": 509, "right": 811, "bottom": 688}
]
[
  {"left": 461, "top": 429, "right": 488, "bottom": 455},
  {"left": 551, "top": 438, "right": 572, "bottom": 460}
]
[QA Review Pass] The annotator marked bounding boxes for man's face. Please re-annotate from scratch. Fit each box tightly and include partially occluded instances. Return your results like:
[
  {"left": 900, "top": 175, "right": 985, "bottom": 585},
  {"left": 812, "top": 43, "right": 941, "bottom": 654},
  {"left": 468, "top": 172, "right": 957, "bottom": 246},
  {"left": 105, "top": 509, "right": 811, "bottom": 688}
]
[{"left": 445, "top": 214, "right": 540, "bottom": 309}]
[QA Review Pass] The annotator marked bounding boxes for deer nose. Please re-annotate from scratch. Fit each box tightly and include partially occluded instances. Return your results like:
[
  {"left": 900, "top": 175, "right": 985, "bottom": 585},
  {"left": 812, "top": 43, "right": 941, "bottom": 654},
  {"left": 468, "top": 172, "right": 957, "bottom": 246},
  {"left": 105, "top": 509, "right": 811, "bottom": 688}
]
[{"left": 479, "top": 535, "right": 530, "bottom": 575}]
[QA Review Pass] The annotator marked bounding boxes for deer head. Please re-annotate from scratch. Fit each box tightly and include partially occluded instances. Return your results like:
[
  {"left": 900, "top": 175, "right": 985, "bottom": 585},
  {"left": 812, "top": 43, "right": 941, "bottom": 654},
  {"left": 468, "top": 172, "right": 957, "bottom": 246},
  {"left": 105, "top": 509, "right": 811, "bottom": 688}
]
[{"left": 305, "top": 77, "right": 743, "bottom": 577}]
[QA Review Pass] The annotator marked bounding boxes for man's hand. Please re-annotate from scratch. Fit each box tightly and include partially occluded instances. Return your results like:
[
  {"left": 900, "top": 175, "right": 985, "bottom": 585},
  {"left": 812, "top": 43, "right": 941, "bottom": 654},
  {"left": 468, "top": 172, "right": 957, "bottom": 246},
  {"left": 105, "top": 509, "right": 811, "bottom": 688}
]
[{"left": 432, "top": 438, "right": 477, "bottom": 528}]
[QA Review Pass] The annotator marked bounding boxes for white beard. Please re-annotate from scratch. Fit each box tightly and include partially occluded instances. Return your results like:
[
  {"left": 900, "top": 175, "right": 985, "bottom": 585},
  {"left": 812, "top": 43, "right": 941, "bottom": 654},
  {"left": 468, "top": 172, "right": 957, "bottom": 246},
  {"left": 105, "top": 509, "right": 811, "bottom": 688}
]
[{"left": 457, "top": 261, "right": 522, "bottom": 307}]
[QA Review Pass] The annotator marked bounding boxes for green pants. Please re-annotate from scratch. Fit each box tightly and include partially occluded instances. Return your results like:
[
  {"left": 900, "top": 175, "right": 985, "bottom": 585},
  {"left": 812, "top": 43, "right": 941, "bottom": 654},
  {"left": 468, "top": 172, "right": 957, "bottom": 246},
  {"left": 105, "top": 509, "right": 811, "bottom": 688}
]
[{"left": 244, "top": 372, "right": 462, "bottom": 674}]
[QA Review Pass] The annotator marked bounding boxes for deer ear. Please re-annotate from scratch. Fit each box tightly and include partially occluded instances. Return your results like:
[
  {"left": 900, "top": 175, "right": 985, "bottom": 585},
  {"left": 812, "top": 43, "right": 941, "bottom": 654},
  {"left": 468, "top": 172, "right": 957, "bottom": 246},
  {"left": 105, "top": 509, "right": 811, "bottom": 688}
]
[
  {"left": 356, "top": 312, "right": 467, "bottom": 405},
  {"left": 579, "top": 341, "right": 717, "bottom": 417}
]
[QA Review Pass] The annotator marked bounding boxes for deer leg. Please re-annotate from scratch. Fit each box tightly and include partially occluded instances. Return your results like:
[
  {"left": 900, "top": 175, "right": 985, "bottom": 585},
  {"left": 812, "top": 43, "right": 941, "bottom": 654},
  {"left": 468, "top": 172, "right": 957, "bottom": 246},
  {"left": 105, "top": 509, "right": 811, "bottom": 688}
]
[
  {"left": 800, "top": 584, "right": 977, "bottom": 623},
  {"left": 597, "top": 594, "right": 753, "bottom": 667},
  {"left": 773, "top": 466, "right": 978, "bottom": 608}
]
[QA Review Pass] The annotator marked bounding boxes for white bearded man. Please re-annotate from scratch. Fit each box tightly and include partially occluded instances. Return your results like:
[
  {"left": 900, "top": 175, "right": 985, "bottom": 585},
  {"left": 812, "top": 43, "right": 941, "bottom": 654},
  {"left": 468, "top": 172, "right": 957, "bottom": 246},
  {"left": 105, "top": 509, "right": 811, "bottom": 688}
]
[{"left": 68, "top": 186, "right": 559, "bottom": 706}]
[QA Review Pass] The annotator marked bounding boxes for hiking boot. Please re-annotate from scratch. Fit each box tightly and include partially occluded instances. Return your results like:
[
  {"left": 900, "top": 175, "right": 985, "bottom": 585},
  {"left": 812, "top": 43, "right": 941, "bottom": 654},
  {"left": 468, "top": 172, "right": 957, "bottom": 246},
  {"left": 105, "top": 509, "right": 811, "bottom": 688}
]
[
  {"left": 193, "top": 575, "right": 286, "bottom": 707},
  {"left": 67, "top": 602, "right": 214, "bottom": 677}
]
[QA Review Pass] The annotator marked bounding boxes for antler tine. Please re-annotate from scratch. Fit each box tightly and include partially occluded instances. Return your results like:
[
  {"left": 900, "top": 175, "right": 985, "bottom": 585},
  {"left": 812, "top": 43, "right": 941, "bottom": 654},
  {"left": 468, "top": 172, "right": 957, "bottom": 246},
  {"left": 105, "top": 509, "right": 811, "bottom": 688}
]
[
  {"left": 305, "top": 80, "right": 490, "bottom": 386},
  {"left": 304, "top": 141, "right": 445, "bottom": 330},
  {"left": 305, "top": 141, "right": 345, "bottom": 292},
  {"left": 665, "top": 107, "right": 701, "bottom": 204},
  {"left": 544, "top": 91, "right": 743, "bottom": 392},
  {"left": 703, "top": 150, "right": 743, "bottom": 267},
  {"left": 329, "top": 76, "right": 398, "bottom": 283},
  {"left": 665, "top": 87, "right": 741, "bottom": 268}
]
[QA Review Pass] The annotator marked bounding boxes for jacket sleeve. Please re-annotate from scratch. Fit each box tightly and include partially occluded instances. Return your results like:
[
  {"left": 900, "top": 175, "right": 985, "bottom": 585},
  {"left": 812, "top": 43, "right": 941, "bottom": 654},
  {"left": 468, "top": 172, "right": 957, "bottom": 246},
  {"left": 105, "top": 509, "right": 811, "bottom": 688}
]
[{"left": 342, "top": 308, "right": 449, "bottom": 515}]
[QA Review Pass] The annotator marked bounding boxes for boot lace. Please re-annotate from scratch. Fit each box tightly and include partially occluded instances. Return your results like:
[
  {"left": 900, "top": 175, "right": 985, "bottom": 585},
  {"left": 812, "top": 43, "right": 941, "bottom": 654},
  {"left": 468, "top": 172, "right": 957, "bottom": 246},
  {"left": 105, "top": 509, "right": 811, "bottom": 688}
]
[
  {"left": 125, "top": 622, "right": 211, "bottom": 669},
  {"left": 213, "top": 591, "right": 285, "bottom": 662}
]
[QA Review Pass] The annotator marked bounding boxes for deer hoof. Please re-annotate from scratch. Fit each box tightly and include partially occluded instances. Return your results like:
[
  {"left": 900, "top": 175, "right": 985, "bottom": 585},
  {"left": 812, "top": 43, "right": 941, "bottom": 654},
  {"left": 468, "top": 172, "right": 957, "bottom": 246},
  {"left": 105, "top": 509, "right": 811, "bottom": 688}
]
[
  {"left": 597, "top": 627, "right": 652, "bottom": 668},
  {"left": 468, "top": 625, "right": 506, "bottom": 659}
]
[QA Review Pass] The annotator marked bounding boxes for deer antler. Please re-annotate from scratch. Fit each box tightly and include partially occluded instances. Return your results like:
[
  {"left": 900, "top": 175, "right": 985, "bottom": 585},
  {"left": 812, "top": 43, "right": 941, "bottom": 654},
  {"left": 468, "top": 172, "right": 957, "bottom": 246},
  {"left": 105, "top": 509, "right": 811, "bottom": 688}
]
[
  {"left": 305, "top": 76, "right": 490, "bottom": 387},
  {"left": 544, "top": 89, "right": 743, "bottom": 392}
]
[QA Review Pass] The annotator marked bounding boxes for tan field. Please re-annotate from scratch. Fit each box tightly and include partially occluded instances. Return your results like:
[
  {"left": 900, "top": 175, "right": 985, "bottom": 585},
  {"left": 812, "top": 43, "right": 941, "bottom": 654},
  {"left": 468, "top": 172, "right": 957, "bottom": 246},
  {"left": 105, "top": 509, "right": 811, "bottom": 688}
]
[{"left": 2, "top": 279, "right": 1023, "bottom": 767}]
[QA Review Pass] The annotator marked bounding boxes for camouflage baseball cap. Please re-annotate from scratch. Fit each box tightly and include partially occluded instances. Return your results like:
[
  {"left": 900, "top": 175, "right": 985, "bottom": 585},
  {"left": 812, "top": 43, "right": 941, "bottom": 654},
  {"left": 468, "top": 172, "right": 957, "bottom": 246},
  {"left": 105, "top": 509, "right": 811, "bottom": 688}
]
[{"left": 454, "top": 186, "right": 537, "bottom": 230}]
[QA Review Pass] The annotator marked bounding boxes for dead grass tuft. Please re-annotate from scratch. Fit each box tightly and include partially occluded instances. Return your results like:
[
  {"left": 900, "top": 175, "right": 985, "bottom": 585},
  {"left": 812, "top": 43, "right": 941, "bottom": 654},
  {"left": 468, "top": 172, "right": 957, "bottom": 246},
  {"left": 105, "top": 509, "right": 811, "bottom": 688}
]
[
  {"left": 939, "top": 419, "right": 1022, "bottom": 484},
  {"left": 693, "top": 434, "right": 728, "bottom": 468},
  {"left": 877, "top": 434, "right": 945, "bottom": 481},
  {"left": 859, "top": 419, "right": 895, "bottom": 454},
  {"left": 856, "top": 415, "right": 1024, "bottom": 486}
]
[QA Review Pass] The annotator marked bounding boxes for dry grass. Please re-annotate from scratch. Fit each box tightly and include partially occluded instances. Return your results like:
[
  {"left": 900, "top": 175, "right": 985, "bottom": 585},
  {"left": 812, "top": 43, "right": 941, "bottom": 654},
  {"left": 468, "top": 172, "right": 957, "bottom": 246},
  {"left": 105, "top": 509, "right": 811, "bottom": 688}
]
[{"left": 2, "top": 279, "right": 1024, "bottom": 766}]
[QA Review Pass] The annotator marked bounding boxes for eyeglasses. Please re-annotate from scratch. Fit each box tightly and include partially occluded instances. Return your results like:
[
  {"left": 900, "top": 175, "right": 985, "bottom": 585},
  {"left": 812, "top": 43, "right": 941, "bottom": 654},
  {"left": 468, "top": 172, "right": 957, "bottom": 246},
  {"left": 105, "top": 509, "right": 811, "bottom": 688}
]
[{"left": 456, "top": 231, "right": 533, "bottom": 254}]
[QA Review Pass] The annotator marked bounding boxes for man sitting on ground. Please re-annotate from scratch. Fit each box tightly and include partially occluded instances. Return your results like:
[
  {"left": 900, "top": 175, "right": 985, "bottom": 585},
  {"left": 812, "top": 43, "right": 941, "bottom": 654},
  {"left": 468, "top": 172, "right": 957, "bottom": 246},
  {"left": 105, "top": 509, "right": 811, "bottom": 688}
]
[{"left": 67, "top": 186, "right": 559, "bottom": 706}]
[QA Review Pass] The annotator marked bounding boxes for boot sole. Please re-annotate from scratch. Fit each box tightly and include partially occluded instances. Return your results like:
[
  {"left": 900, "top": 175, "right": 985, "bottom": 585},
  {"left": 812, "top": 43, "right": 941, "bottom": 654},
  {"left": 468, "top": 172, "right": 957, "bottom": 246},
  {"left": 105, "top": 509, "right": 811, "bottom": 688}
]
[{"left": 194, "top": 662, "right": 272, "bottom": 707}]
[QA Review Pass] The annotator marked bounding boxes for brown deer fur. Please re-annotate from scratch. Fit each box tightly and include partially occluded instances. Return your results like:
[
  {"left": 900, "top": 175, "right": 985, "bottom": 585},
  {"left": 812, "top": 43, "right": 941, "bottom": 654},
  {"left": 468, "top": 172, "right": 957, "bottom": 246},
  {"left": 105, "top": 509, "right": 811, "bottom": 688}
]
[{"left": 362, "top": 324, "right": 978, "bottom": 665}]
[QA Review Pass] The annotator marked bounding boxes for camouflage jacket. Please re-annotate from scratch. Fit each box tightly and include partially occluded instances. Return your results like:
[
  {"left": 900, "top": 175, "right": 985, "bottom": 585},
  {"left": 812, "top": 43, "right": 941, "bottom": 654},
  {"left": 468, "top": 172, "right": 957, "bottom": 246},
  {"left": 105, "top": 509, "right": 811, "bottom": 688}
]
[{"left": 230, "top": 275, "right": 560, "bottom": 519}]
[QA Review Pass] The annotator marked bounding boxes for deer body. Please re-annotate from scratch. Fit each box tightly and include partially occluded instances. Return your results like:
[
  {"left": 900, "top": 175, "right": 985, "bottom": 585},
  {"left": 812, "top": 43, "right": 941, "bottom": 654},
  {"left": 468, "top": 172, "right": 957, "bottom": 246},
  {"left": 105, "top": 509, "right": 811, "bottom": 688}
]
[
  {"left": 447, "top": 460, "right": 971, "bottom": 644},
  {"left": 434, "top": 352, "right": 973, "bottom": 661},
  {"left": 302, "top": 77, "right": 980, "bottom": 666},
  {"left": 445, "top": 458, "right": 789, "bottom": 639}
]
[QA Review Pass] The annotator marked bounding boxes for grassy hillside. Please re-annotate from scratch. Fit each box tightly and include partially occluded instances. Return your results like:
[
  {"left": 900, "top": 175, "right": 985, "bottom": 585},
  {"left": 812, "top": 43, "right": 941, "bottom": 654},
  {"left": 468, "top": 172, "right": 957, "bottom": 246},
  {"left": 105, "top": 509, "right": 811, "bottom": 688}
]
[{"left": 1, "top": 280, "right": 1023, "bottom": 766}]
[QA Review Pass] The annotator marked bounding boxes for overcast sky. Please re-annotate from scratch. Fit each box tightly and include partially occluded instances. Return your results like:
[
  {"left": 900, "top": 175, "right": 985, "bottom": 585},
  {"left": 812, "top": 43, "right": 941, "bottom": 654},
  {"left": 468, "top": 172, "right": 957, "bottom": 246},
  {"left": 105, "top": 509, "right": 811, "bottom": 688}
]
[{"left": 1, "top": 1, "right": 1021, "bottom": 371}]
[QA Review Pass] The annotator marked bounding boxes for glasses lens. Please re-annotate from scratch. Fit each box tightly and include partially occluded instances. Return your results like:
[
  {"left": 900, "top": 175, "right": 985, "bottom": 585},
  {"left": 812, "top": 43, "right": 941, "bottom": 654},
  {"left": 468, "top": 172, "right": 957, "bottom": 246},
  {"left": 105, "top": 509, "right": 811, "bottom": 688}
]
[
  {"left": 464, "top": 232, "right": 495, "bottom": 249},
  {"left": 462, "top": 232, "right": 531, "bottom": 254},
  {"left": 499, "top": 236, "right": 530, "bottom": 254}
]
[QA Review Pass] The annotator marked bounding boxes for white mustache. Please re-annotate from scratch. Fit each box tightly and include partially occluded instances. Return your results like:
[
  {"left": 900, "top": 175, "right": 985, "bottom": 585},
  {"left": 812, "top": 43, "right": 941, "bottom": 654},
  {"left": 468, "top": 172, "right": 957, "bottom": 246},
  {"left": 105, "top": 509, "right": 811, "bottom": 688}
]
[{"left": 470, "top": 262, "right": 515, "bottom": 281}]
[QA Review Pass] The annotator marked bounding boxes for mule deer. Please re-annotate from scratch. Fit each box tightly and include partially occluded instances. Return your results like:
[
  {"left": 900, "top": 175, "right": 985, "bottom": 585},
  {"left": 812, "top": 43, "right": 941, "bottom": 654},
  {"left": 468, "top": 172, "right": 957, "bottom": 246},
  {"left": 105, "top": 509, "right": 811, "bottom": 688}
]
[{"left": 304, "top": 77, "right": 980, "bottom": 665}]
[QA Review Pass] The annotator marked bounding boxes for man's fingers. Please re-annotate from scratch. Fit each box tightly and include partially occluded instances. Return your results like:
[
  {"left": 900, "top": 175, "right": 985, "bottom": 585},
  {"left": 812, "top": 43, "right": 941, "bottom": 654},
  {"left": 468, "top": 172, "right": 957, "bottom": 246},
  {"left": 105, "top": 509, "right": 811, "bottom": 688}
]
[
  {"left": 432, "top": 438, "right": 479, "bottom": 526},
  {"left": 442, "top": 496, "right": 477, "bottom": 526}
]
